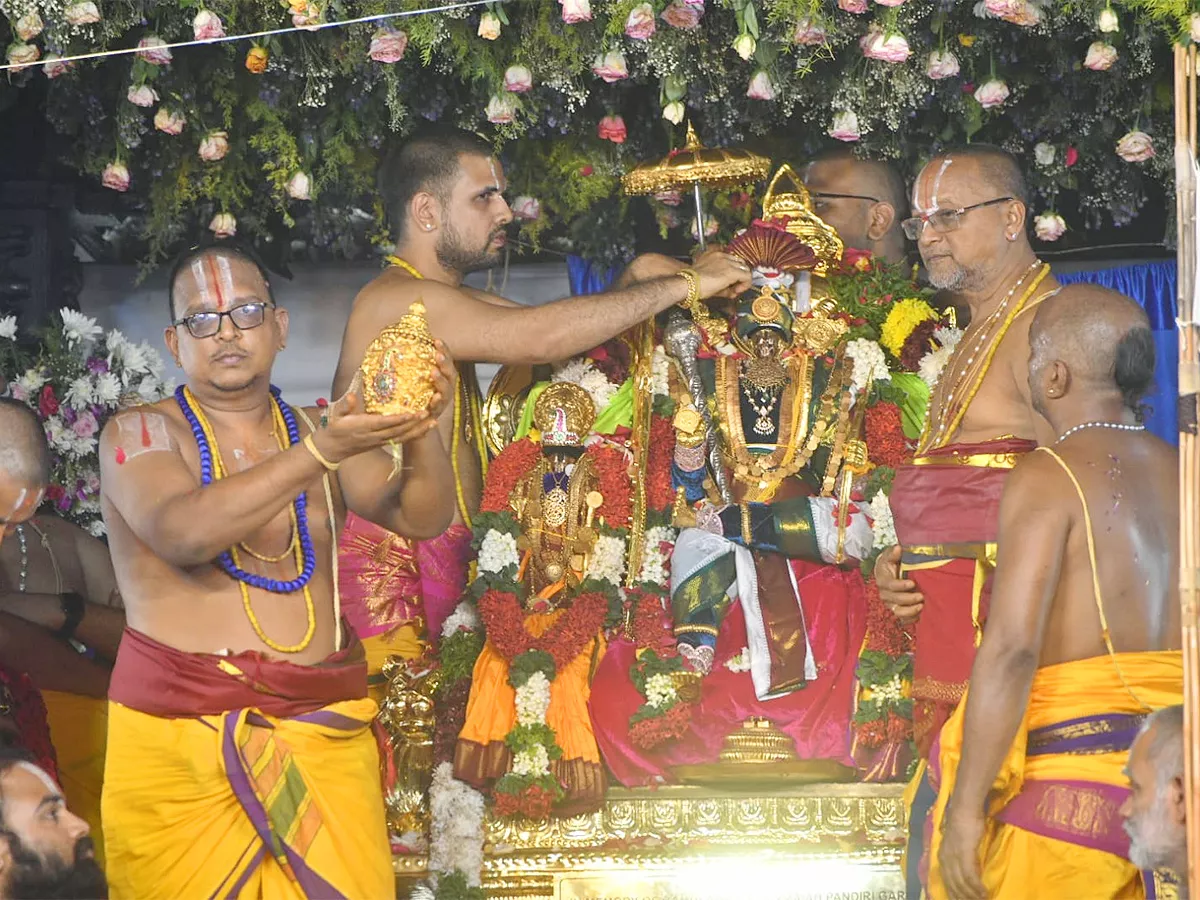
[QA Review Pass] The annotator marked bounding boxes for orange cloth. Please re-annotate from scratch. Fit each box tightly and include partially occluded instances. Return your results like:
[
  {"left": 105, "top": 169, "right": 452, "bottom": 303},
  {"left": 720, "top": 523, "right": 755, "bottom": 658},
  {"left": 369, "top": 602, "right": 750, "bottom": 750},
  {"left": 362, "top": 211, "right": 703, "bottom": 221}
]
[{"left": 925, "top": 651, "right": 1184, "bottom": 900}]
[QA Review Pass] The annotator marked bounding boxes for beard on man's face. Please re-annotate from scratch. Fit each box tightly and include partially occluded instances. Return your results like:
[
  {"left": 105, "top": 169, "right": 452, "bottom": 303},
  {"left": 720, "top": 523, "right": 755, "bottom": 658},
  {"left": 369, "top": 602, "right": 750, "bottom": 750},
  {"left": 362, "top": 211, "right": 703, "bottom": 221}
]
[
  {"left": 5, "top": 834, "right": 107, "bottom": 900},
  {"left": 1124, "top": 803, "right": 1183, "bottom": 872},
  {"left": 435, "top": 222, "right": 505, "bottom": 276}
]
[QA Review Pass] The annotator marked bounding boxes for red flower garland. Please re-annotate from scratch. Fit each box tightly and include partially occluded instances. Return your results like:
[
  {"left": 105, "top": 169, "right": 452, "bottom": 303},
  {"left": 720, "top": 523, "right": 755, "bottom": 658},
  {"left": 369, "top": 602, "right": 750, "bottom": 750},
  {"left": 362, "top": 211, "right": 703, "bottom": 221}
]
[
  {"left": 864, "top": 402, "right": 910, "bottom": 470},
  {"left": 478, "top": 590, "right": 609, "bottom": 671},
  {"left": 630, "top": 701, "right": 693, "bottom": 749},
  {"left": 646, "top": 415, "right": 676, "bottom": 513},
  {"left": 480, "top": 439, "right": 543, "bottom": 514},
  {"left": 588, "top": 443, "right": 633, "bottom": 527}
]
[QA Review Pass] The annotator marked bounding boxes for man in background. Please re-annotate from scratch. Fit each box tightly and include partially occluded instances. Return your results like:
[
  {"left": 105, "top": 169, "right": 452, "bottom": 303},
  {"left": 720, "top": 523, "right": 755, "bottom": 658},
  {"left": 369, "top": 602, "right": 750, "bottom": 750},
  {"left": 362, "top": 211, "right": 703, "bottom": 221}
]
[
  {"left": 1123, "top": 705, "right": 1190, "bottom": 896},
  {"left": 803, "top": 147, "right": 908, "bottom": 264}
]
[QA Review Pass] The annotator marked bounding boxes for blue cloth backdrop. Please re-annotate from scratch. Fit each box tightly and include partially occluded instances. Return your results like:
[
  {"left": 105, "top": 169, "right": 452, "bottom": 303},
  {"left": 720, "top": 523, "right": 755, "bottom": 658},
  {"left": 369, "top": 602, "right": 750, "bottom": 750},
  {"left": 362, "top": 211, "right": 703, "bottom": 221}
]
[
  {"left": 565, "top": 255, "right": 1180, "bottom": 444},
  {"left": 1056, "top": 261, "right": 1177, "bottom": 444}
]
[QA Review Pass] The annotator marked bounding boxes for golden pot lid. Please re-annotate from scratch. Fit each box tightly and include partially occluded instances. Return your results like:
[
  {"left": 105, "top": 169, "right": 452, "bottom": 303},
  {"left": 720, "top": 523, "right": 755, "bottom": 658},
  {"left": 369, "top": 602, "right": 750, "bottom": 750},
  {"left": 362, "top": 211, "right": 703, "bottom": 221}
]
[
  {"left": 359, "top": 301, "right": 439, "bottom": 415},
  {"left": 622, "top": 122, "right": 772, "bottom": 195}
]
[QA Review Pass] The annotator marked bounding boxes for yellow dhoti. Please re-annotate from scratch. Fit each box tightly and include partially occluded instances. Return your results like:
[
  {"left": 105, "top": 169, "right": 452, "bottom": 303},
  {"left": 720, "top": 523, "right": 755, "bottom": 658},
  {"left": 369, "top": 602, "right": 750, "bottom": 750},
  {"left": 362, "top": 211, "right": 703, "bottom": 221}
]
[
  {"left": 925, "top": 651, "right": 1184, "bottom": 900},
  {"left": 102, "top": 628, "right": 392, "bottom": 899},
  {"left": 42, "top": 691, "right": 107, "bottom": 866}
]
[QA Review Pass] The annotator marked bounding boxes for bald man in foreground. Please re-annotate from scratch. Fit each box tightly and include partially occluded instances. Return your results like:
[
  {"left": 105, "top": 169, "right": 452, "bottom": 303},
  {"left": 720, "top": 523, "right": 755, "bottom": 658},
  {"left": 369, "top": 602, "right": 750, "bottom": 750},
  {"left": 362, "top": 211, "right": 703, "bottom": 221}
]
[{"left": 926, "top": 285, "right": 1183, "bottom": 899}]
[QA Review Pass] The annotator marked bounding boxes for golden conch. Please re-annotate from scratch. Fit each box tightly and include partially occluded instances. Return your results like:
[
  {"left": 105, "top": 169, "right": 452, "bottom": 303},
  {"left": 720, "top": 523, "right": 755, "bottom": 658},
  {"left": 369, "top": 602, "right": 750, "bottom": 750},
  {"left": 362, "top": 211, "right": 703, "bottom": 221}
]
[{"left": 360, "top": 301, "right": 439, "bottom": 415}]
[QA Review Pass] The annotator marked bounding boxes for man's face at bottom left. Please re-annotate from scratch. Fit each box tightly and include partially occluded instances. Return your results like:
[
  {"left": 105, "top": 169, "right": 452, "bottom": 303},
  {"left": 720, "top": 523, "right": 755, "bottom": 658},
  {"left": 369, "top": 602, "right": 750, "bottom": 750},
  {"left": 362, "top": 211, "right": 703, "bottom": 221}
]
[{"left": 0, "top": 764, "right": 106, "bottom": 900}]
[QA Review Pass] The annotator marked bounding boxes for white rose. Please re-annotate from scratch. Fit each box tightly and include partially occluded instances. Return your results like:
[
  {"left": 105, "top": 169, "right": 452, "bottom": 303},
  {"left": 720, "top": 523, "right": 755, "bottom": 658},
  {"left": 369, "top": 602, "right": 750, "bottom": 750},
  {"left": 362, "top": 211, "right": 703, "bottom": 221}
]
[
  {"left": 1033, "top": 212, "right": 1066, "bottom": 242},
  {"left": 63, "top": 1, "right": 101, "bottom": 25},
  {"left": 286, "top": 171, "right": 311, "bottom": 200},
  {"left": 1098, "top": 7, "right": 1119, "bottom": 33},
  {"left": 485, "top": 93, "right": 518, "bottom": 125},
  {"left": 127, "top": 84, "right": 158, "bottom": 107},
  {"left": 732, "top": 33, "right": 756, "bottom": 61},
  {"left": 1034, "top": 142, "right": 1055, "bottom": 167},
  {"left": 0, "top": 316, "right": 16, "bottom": 340},
  {"left": 1116, "top": 130, "right": 1155, "bottom": 163},
  {"left": 1083, "top": 41, "right": 1118, "bottom": 71},
  {"left": 208, "top": 212, "right": 237, "bottom": 238},
  {"left": 662, "top": 101, "right": 686, "bottom": 125},
  {"left": 15, "top": 12, "right": 43, "bottom": 41},
  {"left": 828, "top": 109, "right": 861, "bottom": 142},
  {"left": 477, "top": 10, "right": 501, "bottom": 40},
  {"left": 974, "top": 79, "right": 1010, "bottom": 109},
  {"left": 925, "top": 49, "right": 960, "bottom": 80}
]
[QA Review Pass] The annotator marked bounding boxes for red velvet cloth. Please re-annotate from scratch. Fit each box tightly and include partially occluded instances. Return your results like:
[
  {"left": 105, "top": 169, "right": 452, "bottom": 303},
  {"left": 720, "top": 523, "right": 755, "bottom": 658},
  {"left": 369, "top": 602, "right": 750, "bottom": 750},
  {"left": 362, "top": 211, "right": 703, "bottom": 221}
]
[
  {"left": 109, "top": 628, "right": 368, "bottom": 719},
  {"left": 590, "top": 561, "right": 867, "bottom": 786},
  {"left": 890, "top": 438, "right": 1036, "bottom": 547}
]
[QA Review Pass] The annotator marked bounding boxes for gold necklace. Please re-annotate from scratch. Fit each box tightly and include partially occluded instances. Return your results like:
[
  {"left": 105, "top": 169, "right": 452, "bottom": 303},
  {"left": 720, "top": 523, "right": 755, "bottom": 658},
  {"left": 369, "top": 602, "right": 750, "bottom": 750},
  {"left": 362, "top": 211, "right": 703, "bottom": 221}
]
[
  {"left": 184, "top": 388, "right": 316, "bottom": 653},
  {"left": 386, "top": 255, "right": 423, "bottom": 279}
]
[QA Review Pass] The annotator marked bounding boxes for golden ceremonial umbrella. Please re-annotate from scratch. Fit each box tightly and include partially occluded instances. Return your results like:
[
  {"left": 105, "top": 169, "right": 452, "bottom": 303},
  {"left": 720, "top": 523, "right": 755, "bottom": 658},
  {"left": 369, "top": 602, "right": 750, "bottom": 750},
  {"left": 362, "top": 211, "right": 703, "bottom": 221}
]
[{"left": 621, "top": 122, "right": 772, "bottom": 250}]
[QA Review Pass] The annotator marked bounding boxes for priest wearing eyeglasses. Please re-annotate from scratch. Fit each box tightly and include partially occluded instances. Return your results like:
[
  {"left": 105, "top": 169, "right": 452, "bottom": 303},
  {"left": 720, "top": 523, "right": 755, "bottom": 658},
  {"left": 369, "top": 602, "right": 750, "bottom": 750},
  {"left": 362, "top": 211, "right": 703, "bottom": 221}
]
[
  {"left": 801, "top": 148, "right": 908, "bottom": 265},
  {"left": 97, "top": 242, "right": 457, "bottom": 898},
  {"left": 861, "top": 146, "right": 1062, "bottom": 896}
]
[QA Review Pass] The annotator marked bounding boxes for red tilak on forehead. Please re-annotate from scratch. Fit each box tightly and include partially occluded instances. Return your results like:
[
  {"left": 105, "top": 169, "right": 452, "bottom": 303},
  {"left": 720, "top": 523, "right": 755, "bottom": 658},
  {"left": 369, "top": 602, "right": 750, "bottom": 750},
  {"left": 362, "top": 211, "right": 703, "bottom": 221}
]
[{"left": 204, "top": 255, "right": 227, "bottom": 311}]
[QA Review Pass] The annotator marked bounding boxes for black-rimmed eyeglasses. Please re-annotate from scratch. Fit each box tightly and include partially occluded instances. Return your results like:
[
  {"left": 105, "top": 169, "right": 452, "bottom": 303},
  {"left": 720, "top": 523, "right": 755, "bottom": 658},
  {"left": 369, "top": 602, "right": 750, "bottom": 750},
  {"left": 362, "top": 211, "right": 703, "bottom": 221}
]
[
  {"left": 901, "top": 197, "right": 1015, "bottom": 241},
  {"left": 172, "top": 301, "right": 273, "bottom": 339}
]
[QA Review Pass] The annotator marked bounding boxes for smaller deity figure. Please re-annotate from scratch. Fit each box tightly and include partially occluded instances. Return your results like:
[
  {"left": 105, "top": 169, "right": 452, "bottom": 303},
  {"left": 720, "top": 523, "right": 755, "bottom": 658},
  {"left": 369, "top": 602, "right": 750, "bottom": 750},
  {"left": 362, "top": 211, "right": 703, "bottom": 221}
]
[{"left": 376, "top": 657, "right": 441, "bottom": 845}]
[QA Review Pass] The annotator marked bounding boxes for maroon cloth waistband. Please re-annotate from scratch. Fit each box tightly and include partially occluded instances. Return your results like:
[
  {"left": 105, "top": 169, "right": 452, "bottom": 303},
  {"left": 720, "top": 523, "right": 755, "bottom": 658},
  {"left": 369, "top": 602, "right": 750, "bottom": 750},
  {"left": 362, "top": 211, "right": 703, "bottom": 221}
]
[{"left": 108, "top": 627, "right": 368, "bottom": 719}]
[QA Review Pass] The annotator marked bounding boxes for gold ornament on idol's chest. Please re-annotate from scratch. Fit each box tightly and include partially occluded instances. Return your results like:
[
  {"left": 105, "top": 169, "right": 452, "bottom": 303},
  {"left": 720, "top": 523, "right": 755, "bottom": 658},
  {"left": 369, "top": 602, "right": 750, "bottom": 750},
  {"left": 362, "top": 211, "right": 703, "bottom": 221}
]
[{"left": 360, "top": 301, "right": 439, "bottom": 416}]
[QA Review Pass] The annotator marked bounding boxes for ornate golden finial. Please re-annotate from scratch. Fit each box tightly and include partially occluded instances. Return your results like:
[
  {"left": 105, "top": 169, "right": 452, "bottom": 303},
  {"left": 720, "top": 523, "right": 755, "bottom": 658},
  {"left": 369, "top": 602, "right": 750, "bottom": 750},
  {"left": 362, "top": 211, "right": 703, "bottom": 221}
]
[
  {"left": 360, "top": 301, "right": 439, "bottom": 416},
  {"left": 760, "top": 165, "right": 845, "bottom": 276}
]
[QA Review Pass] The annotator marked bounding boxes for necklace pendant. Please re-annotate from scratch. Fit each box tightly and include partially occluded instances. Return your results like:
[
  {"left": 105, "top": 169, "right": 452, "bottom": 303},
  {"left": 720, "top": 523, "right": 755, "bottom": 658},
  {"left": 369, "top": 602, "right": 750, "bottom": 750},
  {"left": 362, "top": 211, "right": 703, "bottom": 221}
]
[
  {"left": 753, "top": 416, "right": 774, "bottom": 436},
  {"left": 543, "top": 487, "right": 569, "bottom": 528}
]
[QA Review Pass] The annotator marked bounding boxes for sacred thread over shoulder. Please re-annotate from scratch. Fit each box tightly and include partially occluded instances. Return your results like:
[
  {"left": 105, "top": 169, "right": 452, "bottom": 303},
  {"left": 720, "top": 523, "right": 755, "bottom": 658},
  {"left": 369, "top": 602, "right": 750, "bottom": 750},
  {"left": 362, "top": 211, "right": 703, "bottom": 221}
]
[{"left": 359, "top": 300, "right": 439, "bottom": 415}]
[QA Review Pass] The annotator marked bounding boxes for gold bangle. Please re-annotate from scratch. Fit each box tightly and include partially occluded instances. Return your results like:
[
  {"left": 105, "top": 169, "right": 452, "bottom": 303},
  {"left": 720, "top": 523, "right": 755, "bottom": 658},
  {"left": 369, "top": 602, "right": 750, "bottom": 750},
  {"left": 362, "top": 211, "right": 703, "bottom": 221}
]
[
  {"left": 677, "top": 268, "right": 701, "bottom": 307},
  {"left": 740, "top": 503, "right": 753, "bottom": 546},
  {"left": 303, "top": 433, "right": 341, "bottom": 471}
]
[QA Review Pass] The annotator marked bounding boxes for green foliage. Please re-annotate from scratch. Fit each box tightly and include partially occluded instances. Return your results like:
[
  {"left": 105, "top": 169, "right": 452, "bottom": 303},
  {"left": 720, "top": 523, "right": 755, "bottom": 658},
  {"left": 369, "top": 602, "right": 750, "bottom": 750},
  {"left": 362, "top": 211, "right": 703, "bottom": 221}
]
[
  {"left": 508, "top": 648, "right": 557, "bottom": 687},
  {"left": 437, "top": 627, "right": 485, "bottom": 688},
  {"left": 504, "top": 722, "right": 563, "bottom": 758},
  {"left": 433, "top": 871, "right": 486, "bottom": 900}
]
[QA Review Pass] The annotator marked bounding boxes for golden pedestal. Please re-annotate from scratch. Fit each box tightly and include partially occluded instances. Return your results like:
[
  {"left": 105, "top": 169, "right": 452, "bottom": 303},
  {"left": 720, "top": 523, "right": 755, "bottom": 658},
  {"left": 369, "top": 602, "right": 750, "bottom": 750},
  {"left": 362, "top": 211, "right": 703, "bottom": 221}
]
[{"left": 395, "top": 782, "right": 907, "bottom": 899}]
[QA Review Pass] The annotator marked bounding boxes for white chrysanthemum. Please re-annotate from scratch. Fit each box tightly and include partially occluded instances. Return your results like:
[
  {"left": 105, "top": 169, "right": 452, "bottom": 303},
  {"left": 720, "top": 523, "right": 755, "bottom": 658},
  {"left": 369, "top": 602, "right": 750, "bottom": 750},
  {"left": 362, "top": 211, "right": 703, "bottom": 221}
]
[
  {"left": 637, "top": 525, "right": 675, "bottom": 586},
  {"left": 45, "top": 418, "right": 74, "bottom": 454},
  {"left": 725, "top": 648, "right": 752, "bottom": 673},
  {"left": 510, "top": 744, "right": 551, "bottom": 777},
  {"left": 514, "top": 671, "right": 552, "bottom": 726},
  {"left": 933, "top": 326, "right": 963, "bottom": 351},
  {"left": 86, "top": 519, "right": 107, "bottom": 537},
  {"left": 918, "top": 345, "right": 955, "bottom": 389},
  {"left": 440, "top": 601, "right": 480, "bottom": 639},
  {"left": 0, "top": 316, "right": 17, "bottom": 340},
  {"left": 105, "top": 328, "right": 128, "bottom": 352},
  {"left": 65, "top": 375, "right": 94, "bottom": 409},
  {"left": 119, "top": 342, "right": 151, "bottom": 375},
  {"left": 477, "top": 530, "right": 520, "bottom": 574},
  {"left": 873, "top": 673, "right": 906, "bottom": 702},
  {"left": 845, "top": 338, "right": 890, "bottom": 395},
  {"left": 93, "top": 372, "right": 121, "bottom": 405},
  {"left": 588, "top": 534, "right": 627, "bottom": 586},
  {"left": 868, "top": 490, "right": 897, "bottom": 549},
  {"left": 650, "top": 346, "right": 671, "bottom": 397},
  {"left": 427, "top": 762, "right": 485, "bottom": 886},
  {"left": 551, "top": 359, "right": 590, "bottom": 385},
  {"left": 143, "top": 342, "right": 167, "bottom": 379},
  {"left": 644, "top": 672, "right": 678, "bottom": 708},
  {"left": 72, "top": 434, "right": 98, "bottom": 458},
  {"left": 579, "top": 368, "right": 619, "bottom": 413},
  {"left": 17, "top": 368, "right": 47, "bottom": 395},
  {"left": 59, "top": 308, "right": 102, "bottom": 345}
]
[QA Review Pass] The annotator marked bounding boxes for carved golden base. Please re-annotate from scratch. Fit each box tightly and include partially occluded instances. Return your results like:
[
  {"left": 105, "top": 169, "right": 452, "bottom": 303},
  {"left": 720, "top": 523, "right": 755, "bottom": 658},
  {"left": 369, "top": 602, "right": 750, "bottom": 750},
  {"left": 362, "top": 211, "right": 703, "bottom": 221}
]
[{"left": 395, "top": 782, "right": 908, "bottom": 899}]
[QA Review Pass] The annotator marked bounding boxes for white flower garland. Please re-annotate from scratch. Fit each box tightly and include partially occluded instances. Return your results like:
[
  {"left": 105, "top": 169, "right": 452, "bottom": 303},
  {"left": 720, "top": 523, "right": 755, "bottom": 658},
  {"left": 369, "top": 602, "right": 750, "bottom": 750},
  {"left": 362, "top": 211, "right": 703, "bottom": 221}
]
[
  {"left": 514, "top": 671, "right": 552, "bottom": 726},
  {"left": 845, "top": 338, "right": 891, "bottom": 396},
  {"left": 510, "top": 743, "right": 552, "bottom": 777},
  {"left": 725, "top": 648, "right": 752, "bottom": 673},
  {"left": 868, "top": 490, "right": 897, "bottom": 550},
  {"left": 644, "top": 672, "right": 678, "bottom": 708},
  {"left": 552, "top": 359, "right": 619, "bottom": 416},
  {"left": 426, "top": 762, "right": 485, "bottom": 889},
  {"left": 477, "top": 530, "right": 520, "bottom": 574},
  {"left": 440, "top": 601, "right": 480, "bottom": 640},
  {"left": 918, "top": 326, "right": 963, "bottom": 389},
  {"left": 636, "top": 525, "right": 676, "bottom": 586},
  {"left": 650, "top": 346, "right": 671, "bottom": 397},
  {"left": 588, "top": 533, "right": 627, "bottom": 585}
]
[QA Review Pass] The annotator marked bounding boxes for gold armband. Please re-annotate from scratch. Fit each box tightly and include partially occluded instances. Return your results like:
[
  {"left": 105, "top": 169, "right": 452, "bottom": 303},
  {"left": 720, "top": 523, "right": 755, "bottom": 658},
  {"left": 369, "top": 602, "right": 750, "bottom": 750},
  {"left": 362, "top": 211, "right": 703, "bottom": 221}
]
[
  {"left": 303, "top": 433, "right": 341, "bottom": 471},
  {"left": 677, "top": 267, "right": 701, "bottom": 307},
  {"left": 740, "top": 503, "right": 753, "bottom": 546}
]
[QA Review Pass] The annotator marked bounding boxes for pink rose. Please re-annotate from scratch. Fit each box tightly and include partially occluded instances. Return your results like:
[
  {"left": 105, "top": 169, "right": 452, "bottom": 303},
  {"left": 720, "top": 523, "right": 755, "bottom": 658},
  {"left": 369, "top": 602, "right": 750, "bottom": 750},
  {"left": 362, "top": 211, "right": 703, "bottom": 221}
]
[
  {"left": 209, "top": 213, "right": 237, "bottom": 239},
  {"left": 15, "top": 12, "right": 43, "bottom": 41},
  {"left": 746, "top": 70, "right": 776, "bottom": 101},
  {"left": 1083, "top": 41, "right": 1118, "bottom": 71},
  {"left": 5, "top": 43, "right": 39, "bottom": 70},
  {"left": 153, "top": 107, "right": 186, "bottom": 135},
  {"left": 654, "top": 190, "right": 683, "bottom": 206},
  {"left": 661, "top": 0, "right": 703, "bottom": 29},
  {"left": 199, "top": 131, "right": 229, "bottom": 162},
  {"left": 504, "top": 65, "right": 532, "bottom": 93},
  {"left": 63, "top": 1, "right": 101, "bottom": 25},
  {"left": 926, "top": 49, "right": 960, "bottom": 80},
  {"left": 1065, "top": 146, "right": 1079, "bottom": 167},
  {"left": 72, "top": 410, "right": 98, "bottom": 438},
  {"left": 8, "top": 384, "right": 26, "bottom": 402},
  {"left": 592, "top": 50, "right": 628, "bottom": 83},
  {"left": 43, "top": 54, "right": 74, "bottom": 79},
  {"left": 691, "top": 215, "right": 718, "bottom": 242},
  {"left": 486, "top": 93, "right": 518, "bottom": 124},
  {"left": 511, "top": 196, "right": 541, "bottom": 221},
  {"left": 875, "top": 0, "right": 906, "bottom": 5},
  {"left": 828, "top": 110, "right": 861, "bottom": 142},
  {"left": 127, "top": 84, "right": 158, "bottom": 107},
  {"left": 792, "top": 17, "right": 827, "bottom": 45},
  {"left": 193, "top": 9, "right": 225, "bottom": 41},
  {"left": 598, "top": 114, "right": 627, "bottom": 143},
  {"left": 838, "top": 0, "right": 868, "bottom": 13},
  {"left": 1115, "top": 130, "right": 1154, "bottom": 163},
  {"left": 477, "top": 11, "right": 501, "bottom": 40},
  {"left": 368, "top": 27, "right": 407, "bottom": 64},
  {"left": 286, "top": 172, "right": 311, "bottom": 200},
  {"left": 559, "top": 0, "right": 592, "bottom": 24},
  {"left": 983, "top": 0, "right": 1041, "bottom": 26},
  {"left": 136, "top": 36, "right": 172, "bottom": 66},
  {"left": 102, "top": 161, "right": 130, "bottom": 192},
  {"left": 1033, "top": 212, "right": 1066, "bottom": 242},
  {"left": 974, "top": 79, "right": 1010, "bottom": 109},
  {"left": 860, "top": 28, "right": 911, "bottom": 63},
  {"left": 625, "top": 2, "right": 655, "bottom": 40}
]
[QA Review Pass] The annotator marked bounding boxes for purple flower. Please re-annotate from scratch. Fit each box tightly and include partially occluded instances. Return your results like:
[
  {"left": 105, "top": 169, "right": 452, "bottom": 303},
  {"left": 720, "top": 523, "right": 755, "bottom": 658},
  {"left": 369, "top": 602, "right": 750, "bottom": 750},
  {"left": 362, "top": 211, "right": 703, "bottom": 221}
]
[{"left": 87, "top": 357, "right": 109, "bottom": 374}]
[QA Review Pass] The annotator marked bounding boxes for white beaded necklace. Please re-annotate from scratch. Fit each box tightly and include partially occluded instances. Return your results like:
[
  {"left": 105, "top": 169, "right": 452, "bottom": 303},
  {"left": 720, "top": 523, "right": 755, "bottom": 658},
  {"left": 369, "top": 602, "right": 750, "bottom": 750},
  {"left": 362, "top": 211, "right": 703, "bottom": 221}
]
[
  {"left": 15, "top": 524, "right": 27, "bottom": 593},
  {"left": 1056, "top": 421, "right": 1146, "bottom": 444}
]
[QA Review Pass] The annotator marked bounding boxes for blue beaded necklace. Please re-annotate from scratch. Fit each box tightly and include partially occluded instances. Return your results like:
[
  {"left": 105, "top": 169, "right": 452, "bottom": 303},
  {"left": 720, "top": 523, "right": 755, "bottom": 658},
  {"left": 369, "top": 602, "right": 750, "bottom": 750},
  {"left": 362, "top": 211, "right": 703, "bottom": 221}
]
[{"left": 175, "top": 384, "right": 317, "bottom": 593}]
